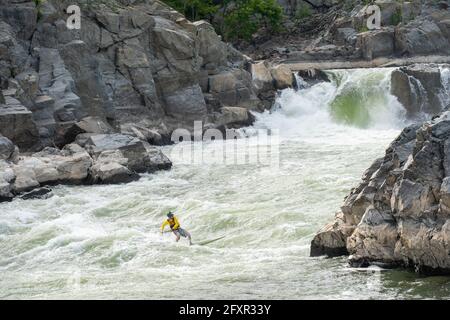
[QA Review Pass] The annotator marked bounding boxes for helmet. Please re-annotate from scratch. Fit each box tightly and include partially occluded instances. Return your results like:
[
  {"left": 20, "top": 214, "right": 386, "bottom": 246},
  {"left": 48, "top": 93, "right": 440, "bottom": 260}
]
[{"left": 167, "top": 211, "right": 174, "bottom": 218}]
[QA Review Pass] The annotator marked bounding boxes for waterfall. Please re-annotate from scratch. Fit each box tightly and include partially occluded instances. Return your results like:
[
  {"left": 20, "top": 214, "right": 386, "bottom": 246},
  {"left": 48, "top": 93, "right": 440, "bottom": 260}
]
[{"left": 254, "top": 68, "right": 407, "bottom": 138}]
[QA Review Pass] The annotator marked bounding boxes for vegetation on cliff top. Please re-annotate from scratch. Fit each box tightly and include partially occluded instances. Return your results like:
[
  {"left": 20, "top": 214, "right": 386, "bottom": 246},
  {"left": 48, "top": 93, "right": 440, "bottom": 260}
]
[{"left": 161, "top": 0, "right": 283, "bottom": 41}]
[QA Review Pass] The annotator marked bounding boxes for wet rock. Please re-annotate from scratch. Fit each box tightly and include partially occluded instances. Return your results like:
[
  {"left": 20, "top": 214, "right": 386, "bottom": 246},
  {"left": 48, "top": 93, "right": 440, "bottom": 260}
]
[
  {"left": 214, "top": 107, "right": 255, "bottom": 128},
  {"left": 251, "top": 61, "right": 274, "bottom": 92},
  {"left": 84, "top": 133, "right": 172, "bottom": 173},
  {"left": 310, "top": 212, "right": 353, "bottom": 257},
  {"left": 0, "top": 136, "right": 15, "bottom": 161},
  {"left": 89, "top": 150, "right": 139, "bottom": 184},
  {"left": 270, "top": 65, "right": 294, "bottom": 90},
  {"left": 12, "top": 143, "right": 93, "bottom": 192},
  {"left": 311, "top": 112, "right": 450, "bottom": 274},
  {"left": 20, "top": 187, "right": 53, "bottom": 200},
  {"left": 0, "top": 160, "right": 15, "bottom": 201},
  {"left": 391, "top": 64, "right": 447, "bottom": 117},
  {"left": 297, "top": 69, "right": 330, "bottom": 86}
]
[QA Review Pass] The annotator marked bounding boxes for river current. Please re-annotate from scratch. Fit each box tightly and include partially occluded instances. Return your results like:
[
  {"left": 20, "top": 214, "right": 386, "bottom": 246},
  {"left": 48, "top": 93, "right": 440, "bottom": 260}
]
[{"left": 1, "top": 68, "right": 449, "bottom": 299}]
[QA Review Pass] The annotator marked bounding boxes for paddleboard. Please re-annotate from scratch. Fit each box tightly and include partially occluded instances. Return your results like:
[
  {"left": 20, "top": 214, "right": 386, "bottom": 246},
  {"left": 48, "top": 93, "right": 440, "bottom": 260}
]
[{"left": 194, "top": 236, "right": 226, "bottom": 246}]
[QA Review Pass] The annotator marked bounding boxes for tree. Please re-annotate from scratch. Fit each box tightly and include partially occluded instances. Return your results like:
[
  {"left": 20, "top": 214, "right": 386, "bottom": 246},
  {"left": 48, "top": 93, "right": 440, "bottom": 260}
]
[
  {"left": 162, "top": 0, "right": 219, "bottom": 22},
  {"left": 161, "top": 0, "right": 283, "bottom": 42},
  {"left": 223, "top": 0, "right": 283, "bottom": 41}
]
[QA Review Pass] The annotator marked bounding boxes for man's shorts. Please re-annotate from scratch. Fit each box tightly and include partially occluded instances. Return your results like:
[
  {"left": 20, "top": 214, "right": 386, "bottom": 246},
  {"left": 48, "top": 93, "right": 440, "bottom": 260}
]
[{"left": 174, "top": 228, "right": 188, "bottom": 238}]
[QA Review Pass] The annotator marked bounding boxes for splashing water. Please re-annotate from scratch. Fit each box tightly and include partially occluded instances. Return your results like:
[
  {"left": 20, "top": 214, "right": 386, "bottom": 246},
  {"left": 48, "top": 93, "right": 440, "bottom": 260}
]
[{"left": 0, "top": 68, "right": 449, "bottom": 299}]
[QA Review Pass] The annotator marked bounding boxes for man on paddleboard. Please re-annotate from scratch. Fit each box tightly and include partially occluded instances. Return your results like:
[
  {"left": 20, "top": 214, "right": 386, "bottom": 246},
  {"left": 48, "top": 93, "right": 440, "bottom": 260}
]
[{"left": 161, "top": 211, "right": 192, "bottom": 245}]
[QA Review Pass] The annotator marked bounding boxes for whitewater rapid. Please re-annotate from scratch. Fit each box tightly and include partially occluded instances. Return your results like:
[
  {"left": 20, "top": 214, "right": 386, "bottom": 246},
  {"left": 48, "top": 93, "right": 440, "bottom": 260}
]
[{"left": 0, "top": 68, "right": 449, "bottom": 299}]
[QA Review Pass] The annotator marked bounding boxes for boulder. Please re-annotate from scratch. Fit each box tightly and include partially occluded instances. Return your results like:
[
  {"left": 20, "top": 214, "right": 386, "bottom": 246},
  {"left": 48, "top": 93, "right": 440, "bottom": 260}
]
[
  {"left": 395, "top": 19, "right": 450, "bottom": 56},
  {"left": 310, "top": 212, "right": 354, "bottom": 257},
  {"left": 270, "top": 65, "right": 294, "bottom": 90},
  {"left": 0, "top": 100, "right": 40, "bottom": 151},
  {"left": 163, "top": 84, "right": 207, "bottom": 120},
  {"left": 251, "top": 62, "right": 274, "bottom": 92},
  {"left": 89, "top": 150, "right": 139, "bottom": 184},
  {"left": 357, "top": 29, "right": 395, "bottom": 60},
  {"left": 12, "top": 144, "right": 93, "bottom": 192},
  {"left": 214, "top": 107, "right": 255, "bottom": 128},
  {"left": 0, "top": 160, "right": 15, "bottom": 201},
  {"left": 390, "top": 69, "right": 423, "bottom": 117},
  {"left": 193, "top": 20, "right": 227, "bottom": 68},
  {"left": 391, "top": 64, "right": 447, "bottom": 116},
  {"left": 84, "top": 134, "right": 172, "bottom": 173},
  {"left": 0, "top": 136, "right": 16, "bottom": 161},
  {"left": 20, "top": 187, "right": 53, "bottom": 200},
  {"left": 63, "top": 116, "right": 115, "bottom": 145}
]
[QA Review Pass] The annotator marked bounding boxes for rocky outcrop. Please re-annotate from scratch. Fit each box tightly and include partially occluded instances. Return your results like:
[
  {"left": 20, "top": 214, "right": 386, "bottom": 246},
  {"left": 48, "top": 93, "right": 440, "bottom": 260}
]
[
  {"left": 311, "top": 111, "right": 450, "bottom": 275},
  {"left": 250, "top": 61, "right": 296, "bottom": 109},
  {"left": 246, "top": 1, "right": 450, "bottom": 65},
  {"left": 0, "top": 0, "right": 264, "bottom": 151},
  {"left": 391, "top": 64, "right": 449, "bottom": 118},
  {"left": 0, "top": 133, "right": 172, "bottom": 202},
  {"left": 84, "top": 133, "right": 172, "bottom": 173}
]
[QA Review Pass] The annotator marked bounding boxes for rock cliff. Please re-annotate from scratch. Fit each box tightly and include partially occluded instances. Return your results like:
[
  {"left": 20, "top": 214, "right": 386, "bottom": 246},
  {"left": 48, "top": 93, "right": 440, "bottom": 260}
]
[
  {"left": 0, "top": 0, "right": 278, "bottom": 152},
  {"left": 311, "top": 109, "right": 450, "bottom": 275}
]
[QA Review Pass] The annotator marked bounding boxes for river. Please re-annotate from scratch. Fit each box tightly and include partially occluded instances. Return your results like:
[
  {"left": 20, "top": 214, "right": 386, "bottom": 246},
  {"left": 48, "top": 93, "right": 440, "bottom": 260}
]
[{"left": 1, "top": 68, "right": 449, "bottom": 299}]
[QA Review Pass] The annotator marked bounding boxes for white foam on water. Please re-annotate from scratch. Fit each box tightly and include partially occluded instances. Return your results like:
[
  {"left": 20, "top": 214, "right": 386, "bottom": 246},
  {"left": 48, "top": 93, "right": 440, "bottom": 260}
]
[{"left": 0, "top": 68, "right": 448, "bottom": 299}]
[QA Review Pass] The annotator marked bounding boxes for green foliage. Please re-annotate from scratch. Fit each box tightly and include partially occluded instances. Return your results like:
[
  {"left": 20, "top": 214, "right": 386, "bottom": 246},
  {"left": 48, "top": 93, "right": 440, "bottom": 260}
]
[
  {"left": 391, "top": 7, "right": 403, "bottom": 26},
  {"left": 34, "top": 0, "right": 46, "bottom": 22},
  {"left": 161, "top": 0, "right": 283, "bottom": 42},
  {"left": 223, "top": 0, "right": 283, "bottom": 41},
  {"left": 294, "top": 4, "right": 311, "bottom": 22},
  {"left": 163, "top": 0, "right": 219, "bottom": 21},
  {"left": 358, "top": 25, "right": 369, "bottom": 33}
]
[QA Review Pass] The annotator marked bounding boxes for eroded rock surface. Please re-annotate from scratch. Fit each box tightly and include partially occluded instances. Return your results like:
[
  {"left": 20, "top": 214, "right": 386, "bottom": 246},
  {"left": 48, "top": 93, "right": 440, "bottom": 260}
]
[{"left": 311, "top": 113, "right": 450, "bottom": 274}]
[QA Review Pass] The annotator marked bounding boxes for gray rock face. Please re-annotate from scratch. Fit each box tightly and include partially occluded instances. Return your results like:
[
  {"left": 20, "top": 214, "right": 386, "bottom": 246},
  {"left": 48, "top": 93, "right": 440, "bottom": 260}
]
[
  {"left": 84, "top": 133, "right": 172, "bottom": 173},
  {"left": 395, "top": 18, "right": 450, "bottom": 56},
  {"left": 163, "top": 84, "right": 207, "bottom": 120},
  {"left": 88, "top": 150, "right": 139, "bottom": 184},
  {"left": 311, "top": 113, "right": 450, "bottom": 274},
  {"left": 12, "top": 144, "right": 93, "bottom": 192},
  {"left": 214, "top": 107, "right": 256, "bottom": 128},
  {"left": 0, "top": 159, "right": 15, "bottom": 200},
  {"left": 0, "top": 99, "right": 40, "bottom": 151},
  {"left": 0, "top": 133, "right": 173, "bottom": 201},
  {"left": 391, "top": 64, "right": 447, "bottom": 117},
  {"left": 0, "top": 136, "right": 15, "bottom": 161},
  {"left": 358, "top": 29, "right": 395, "bottom": 60},
  {"left": 0, "top": 0, "right": 263, "bottom": 150},
  {"left": 0, "top": 1, "right": 36, "bottom": 40}
]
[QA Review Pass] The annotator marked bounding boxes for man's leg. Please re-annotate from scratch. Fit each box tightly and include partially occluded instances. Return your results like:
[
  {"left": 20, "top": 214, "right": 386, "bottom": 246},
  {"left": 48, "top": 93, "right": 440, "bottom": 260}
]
[
  {"left": 173, "top": 230, "right": 181, "bottom": 242},
  {"left": 186, "top": 230, "right": 192, "bottom": 245}
]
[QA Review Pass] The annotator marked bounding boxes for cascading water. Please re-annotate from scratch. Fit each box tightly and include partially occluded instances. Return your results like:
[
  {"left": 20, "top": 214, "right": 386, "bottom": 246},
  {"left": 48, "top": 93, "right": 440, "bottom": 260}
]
[
  {"left": 0, "top": 68, "right": 449, "bottom": 299},
  {"left": 440, "top": 66, "right": 450, "bottom": 107}
]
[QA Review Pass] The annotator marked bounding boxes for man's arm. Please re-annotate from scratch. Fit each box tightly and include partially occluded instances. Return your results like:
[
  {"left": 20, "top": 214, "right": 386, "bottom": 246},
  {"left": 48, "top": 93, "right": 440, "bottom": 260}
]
[
  {"left": 172, "top": 217, "right": 180, "bottom": 230},
  {"left": 161, "top": 220, "right": 168, "bottom": 232}
]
